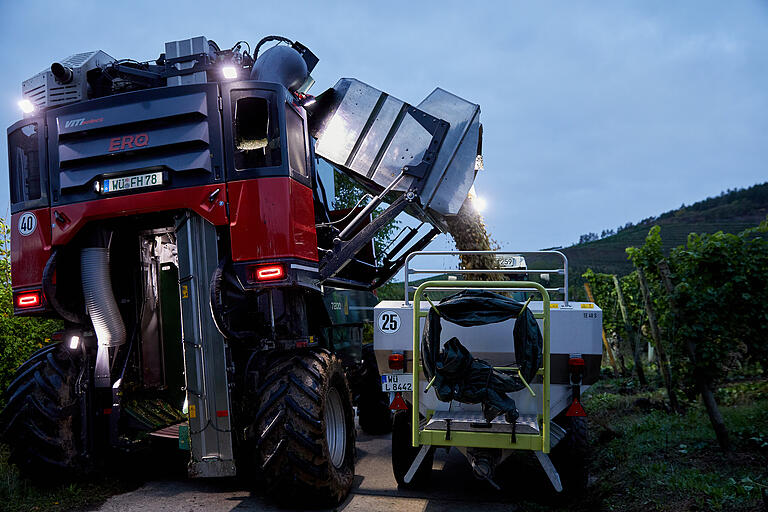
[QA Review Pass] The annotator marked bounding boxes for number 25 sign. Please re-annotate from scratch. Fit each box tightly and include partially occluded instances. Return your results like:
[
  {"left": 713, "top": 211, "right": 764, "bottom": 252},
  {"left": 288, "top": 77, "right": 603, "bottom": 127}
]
[{"left": 377, "top": 311, "right": 401, "bottom": 334}]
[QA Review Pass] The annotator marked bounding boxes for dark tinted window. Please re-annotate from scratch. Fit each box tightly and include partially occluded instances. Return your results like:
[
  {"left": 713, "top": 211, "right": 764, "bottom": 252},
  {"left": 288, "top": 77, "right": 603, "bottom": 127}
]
[
  {"left": 8, "top": 123, "right": 41, "bottom": 203},
  {"left": 233, "top": 96, "right": 281, "bottom": 169},
  {"left": 285, "top": 104, "right": 307, "bottom": 177}
]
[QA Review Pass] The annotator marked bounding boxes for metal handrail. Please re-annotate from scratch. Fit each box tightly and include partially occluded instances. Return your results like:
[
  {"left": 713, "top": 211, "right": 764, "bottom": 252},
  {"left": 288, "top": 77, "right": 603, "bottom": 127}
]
[
  {"left": 403, "top": 250, "right": 569, "bottom": 306},
  {"left": 411, "top": 280, "right": 551, "bottom": 453}
]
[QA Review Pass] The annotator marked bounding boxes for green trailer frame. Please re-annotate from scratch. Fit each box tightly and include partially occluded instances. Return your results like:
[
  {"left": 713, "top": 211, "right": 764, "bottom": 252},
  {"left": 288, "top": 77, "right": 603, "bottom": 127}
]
[{"left": 411, "top": 280, "right": 551, "bottom": 453}]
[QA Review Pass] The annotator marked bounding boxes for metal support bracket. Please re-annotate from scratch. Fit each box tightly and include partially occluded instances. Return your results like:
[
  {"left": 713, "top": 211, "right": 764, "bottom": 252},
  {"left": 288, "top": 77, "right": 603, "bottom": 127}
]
[
  {"left": 535, "top": 451, "right": 563, "bottom": 492},
  {"left": 404, "top": 444, "right": 432, "bottom": 484},
  {"left": 320, "top": 193, "right": 410, "bottom": 281}
]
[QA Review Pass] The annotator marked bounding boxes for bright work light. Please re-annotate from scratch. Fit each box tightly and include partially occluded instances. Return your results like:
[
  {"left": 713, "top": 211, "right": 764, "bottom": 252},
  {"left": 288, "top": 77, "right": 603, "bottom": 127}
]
[
  {"left": 221, "top": 66, "right": 238, "bottom": 79},
  {"left": 18, "top": 99, "right": 35, "bottom": 114}
]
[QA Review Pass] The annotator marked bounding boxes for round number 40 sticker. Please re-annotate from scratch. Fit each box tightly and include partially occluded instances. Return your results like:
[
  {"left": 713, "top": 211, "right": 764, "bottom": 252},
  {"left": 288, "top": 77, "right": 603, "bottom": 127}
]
[
  {"left": 377, "top": 310, "right": 401, "bottom": 334},
  {"left": 18, "top": 212, "right": 37, "bottom": 236}
]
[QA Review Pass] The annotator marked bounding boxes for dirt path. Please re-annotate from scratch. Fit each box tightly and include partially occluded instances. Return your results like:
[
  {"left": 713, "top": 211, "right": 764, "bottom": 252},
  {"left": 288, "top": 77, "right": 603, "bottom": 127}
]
[{"left": 92, "top": 428, "right": 544, "bottom": 512}]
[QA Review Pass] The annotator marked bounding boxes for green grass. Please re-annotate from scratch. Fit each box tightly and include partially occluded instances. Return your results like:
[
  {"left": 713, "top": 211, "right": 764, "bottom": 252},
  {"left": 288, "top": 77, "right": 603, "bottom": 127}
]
[
  {"left": 577, "top": 376, "right": 768, "bottom": 511},
  {"left": 0, "top": 449, "right": 125, "bottom": 512}
]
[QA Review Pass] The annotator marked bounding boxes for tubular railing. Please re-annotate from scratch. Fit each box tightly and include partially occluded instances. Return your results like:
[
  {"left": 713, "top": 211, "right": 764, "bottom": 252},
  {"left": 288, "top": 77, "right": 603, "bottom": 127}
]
[
  {"left": 411, "top": 280, "right": 552, "bottom": 453},
  {"left": 403, "top": 250, "right": 569, "bottom": 307}
]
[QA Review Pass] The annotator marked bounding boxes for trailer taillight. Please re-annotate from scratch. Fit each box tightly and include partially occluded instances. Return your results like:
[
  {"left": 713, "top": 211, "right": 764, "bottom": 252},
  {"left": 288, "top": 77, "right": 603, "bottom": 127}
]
[
  {"left": 247, "top": 264, "right": 285, "bottom": 282},
  {"left": 15, "top": 290, "right": 42, "bottom": 309},
  {"left": 388, "top": 353, "right": 405, "bottom": 370}
]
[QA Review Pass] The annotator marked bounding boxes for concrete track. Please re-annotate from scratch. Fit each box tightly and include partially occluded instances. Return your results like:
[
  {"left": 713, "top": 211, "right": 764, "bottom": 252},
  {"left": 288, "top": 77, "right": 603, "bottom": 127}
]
[{"left": 94, "top": 426, "right": 557, "bottom": 512}]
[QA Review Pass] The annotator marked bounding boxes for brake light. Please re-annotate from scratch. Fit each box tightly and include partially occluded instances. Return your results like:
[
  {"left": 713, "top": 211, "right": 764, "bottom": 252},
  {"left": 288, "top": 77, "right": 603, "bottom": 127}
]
[
  {"left": 388, "top": 353, "right": 405, "bottom": 370},
  {"left": 247, "top": 264, "right": 285, "bottom": 282},
  {"left": 15, "top": 290, "right": 42, "bottom": 309}
]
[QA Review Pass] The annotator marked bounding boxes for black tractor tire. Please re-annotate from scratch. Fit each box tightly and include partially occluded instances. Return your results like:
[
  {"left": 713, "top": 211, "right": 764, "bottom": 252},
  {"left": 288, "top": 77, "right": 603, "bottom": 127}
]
[
  {"left": 551, "top": 416, "right": 589, "bottom": 495},
  {"left": 252, "top": 349, "right": 355, "bottom": 507},
  {"left": 357, "top": 346, "right": 392, "bottom": 435},
  {"left": 358, "top": 391, "right": 393, "bottom": 435},
  {"left": 0, "top": 342, "right": 88, "bottom": 478},
  {"left": 392, "top": 409, "right": 433, "bottom": 489}
]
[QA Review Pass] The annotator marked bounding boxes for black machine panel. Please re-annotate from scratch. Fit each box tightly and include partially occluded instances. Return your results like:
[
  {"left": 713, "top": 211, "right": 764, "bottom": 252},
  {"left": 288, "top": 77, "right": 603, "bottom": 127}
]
[{"left": 46, "top": 83, "right": 225, "bottom": 205}]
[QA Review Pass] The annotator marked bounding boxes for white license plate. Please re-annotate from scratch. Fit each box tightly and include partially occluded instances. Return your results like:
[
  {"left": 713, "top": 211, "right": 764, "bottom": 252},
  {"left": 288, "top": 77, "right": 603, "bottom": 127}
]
[
  {"left": 102, "top": 171, "right": 162, "bottom": 193},
  {"left": 381, "top": 373, "right": 412, "bottom": 392}
]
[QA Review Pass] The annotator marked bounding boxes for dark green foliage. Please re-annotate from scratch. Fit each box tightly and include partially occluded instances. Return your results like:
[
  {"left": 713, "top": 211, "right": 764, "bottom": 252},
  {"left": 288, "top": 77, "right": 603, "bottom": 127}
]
[
  {"left": 582, "top": 269, "right": 644, "bottom": 362},
  {"left": 667, "top": 220, "right": 768, "bottom": 391},
  {"left": 0, "top": 219, "right": 62, "bottom": 403},
  {"left": 586, "top": 218, "right": 768, "bottom": 447}
]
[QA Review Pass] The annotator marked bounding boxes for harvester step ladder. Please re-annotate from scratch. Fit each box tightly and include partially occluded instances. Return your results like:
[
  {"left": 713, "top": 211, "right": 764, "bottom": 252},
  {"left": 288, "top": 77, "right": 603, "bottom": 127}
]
[{"left": 176, "top": 212, "right": 236, "bottom": 477}]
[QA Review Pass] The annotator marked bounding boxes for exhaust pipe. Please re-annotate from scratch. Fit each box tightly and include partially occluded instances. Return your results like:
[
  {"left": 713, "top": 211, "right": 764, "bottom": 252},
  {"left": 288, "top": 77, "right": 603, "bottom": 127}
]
[{"left": 81, "top": 247, "right": 126, "bottom": 347}]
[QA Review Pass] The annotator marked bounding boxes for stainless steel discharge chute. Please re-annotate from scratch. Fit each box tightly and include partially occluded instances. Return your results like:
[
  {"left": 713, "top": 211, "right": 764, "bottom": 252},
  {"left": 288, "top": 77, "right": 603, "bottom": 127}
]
[{"left": 309, "top": 78, "right": 482, "bottom": 219}]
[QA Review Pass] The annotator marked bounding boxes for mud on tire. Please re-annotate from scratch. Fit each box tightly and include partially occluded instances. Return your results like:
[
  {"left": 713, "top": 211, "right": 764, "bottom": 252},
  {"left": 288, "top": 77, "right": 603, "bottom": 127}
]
[
  {"left": 252, "top": 349, "right": 355, "bottom": 506},
  {"left": 0, "top": 342, "right": 87, "bottom": 477}
]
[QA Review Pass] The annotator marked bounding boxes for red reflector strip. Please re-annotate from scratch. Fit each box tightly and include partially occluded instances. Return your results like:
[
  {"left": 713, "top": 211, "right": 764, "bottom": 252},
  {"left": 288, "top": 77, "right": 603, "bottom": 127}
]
[
  {"left": 103, "top": 408, "right": 112, "bottom": 415},
  {"left": 216, "top": 410, "right": 229, "bottom": 417},
  {"left": 15, "top": 290, "right": 42, "bottom": 308}
]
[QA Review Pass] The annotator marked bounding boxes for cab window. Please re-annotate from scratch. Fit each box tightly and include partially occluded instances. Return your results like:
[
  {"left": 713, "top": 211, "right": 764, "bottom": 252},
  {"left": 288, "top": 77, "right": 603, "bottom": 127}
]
[
  {"left": 233, "top": 96, "right": 282, "bottom": 170},
  {"left": 285, "top": 103, "right": 308, "bottom": 177},
  {"left": 8, "top": 123, "right": 41, "bottom": 203}
]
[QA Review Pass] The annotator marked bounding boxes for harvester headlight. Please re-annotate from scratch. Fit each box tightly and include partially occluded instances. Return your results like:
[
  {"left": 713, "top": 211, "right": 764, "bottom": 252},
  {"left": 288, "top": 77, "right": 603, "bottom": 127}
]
[
  {"left": 18, "top": 99, "right": 35, "bottom": 114},
  {"left": 68, "top": 335, "right": 80, "bottom": 350},
  {"left": 221, "top": 65, "right": 238, "bottom": 80}
]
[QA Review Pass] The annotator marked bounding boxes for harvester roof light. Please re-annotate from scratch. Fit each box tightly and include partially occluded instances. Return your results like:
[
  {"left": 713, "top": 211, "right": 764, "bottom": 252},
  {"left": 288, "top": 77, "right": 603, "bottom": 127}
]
[
  {"left": 18, "top": 99, "right": 35, "bottom": 114},
  {"left": 255, "top": 264, "right": 285, "bottom": 281},
  {"left": 15, "top": 290, "right": 42, "bottom": 308},
  {"left": 221, "top": 65, "right": 238, "bottom": 79}
]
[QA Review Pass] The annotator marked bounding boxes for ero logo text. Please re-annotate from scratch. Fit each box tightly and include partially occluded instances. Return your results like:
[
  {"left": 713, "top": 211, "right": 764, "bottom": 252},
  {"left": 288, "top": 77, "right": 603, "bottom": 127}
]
[{"left": 108, "top": 133, "right": 149, "bottom": 152}]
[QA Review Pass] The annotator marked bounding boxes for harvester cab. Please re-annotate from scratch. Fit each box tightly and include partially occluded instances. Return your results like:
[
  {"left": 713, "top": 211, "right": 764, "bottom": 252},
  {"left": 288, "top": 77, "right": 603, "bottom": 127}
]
[{"left": 3, "top": 35, "right": 484, "bottom": 505}]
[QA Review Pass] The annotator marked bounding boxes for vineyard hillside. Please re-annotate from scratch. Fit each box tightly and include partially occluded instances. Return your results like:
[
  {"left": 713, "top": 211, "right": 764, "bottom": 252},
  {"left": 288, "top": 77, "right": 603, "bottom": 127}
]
[{"left": 562, "top": 181, "right": 768, "bottom": 279}]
